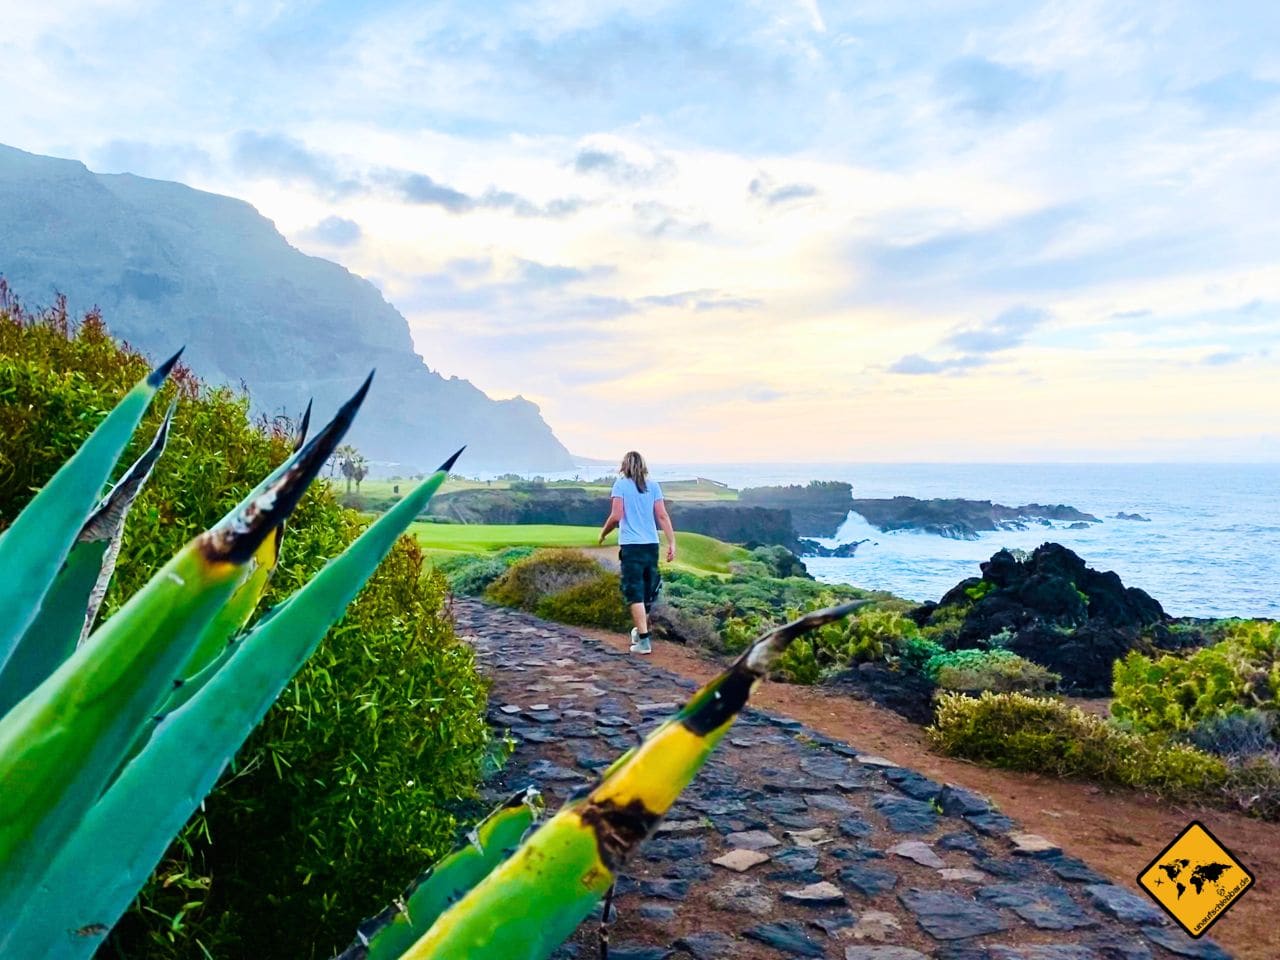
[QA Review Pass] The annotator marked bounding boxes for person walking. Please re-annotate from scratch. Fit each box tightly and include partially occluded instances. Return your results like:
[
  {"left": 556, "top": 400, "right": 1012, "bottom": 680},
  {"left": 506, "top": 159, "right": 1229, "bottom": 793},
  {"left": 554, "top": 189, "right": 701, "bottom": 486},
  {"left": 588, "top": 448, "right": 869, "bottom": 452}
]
[{"left": 598, "top": 451, "right": 676, "bottom": 654}]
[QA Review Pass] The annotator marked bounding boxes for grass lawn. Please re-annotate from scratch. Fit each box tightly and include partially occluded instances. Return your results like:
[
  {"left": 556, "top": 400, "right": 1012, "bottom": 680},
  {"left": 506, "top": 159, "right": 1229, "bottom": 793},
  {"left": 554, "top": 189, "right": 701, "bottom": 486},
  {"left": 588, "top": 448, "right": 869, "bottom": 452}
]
[{"left": 409, "top": 522, "right": 750, "bottom": 577}]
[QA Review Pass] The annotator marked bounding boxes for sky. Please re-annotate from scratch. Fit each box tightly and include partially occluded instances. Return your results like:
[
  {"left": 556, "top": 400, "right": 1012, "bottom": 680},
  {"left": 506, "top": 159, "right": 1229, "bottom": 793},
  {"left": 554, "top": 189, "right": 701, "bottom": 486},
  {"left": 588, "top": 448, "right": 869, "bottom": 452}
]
[{"left": 3, "top": 0, "right": 1279, "bottom": 462}]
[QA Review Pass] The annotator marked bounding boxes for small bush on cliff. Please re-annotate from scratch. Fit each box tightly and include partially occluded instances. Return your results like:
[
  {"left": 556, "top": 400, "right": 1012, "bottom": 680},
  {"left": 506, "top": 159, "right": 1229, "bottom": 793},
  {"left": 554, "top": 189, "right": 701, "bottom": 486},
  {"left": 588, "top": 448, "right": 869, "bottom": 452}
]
[
  {"left": 926, "top": 649, "right": 1060, "bottom": 694},
  {"left": 486, "top": 548, "right": 603, "bottom": 610},
  {"left": 929, "top": 692, "right": 1227, "bottom": 796},
  {"left": 536, "top": 573, "right": 633, "bottom": 632}
]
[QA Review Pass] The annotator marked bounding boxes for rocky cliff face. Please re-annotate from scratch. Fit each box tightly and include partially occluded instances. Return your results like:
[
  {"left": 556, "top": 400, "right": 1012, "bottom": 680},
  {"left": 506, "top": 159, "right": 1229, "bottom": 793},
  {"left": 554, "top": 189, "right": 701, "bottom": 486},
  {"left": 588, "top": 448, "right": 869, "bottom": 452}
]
[
  {"left": 850, "top": 497, "right": 1100, "bottom": 540},
  {"left": 0, "top": 144, "right": 573, "bottom": 472}
]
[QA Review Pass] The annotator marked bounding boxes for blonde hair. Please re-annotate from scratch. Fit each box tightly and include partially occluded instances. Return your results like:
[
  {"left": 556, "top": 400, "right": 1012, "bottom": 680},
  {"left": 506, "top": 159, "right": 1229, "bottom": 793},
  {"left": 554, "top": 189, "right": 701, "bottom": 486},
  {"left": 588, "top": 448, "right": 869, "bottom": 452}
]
[{"left": 620, "top": 450, "right": 648, "bottom": 493}]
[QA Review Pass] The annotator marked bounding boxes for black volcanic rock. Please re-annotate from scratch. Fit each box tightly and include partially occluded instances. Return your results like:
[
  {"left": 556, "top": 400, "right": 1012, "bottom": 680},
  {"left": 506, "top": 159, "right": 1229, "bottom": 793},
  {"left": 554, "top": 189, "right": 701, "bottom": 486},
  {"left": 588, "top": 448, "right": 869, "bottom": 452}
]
[
  {"left": 738, "top": 481, "right": 854, "bottom": 537},
  {"left": 921, "top": 544, "right": 1165, "bottom": 693},
  {"left": 1113, "top": 512, "right": 1151, "bottom": 522},
  {"left": 796, "top": 537, "right": 865, "bottom": 558},
  {"left": 850, "top": 497, "right": 1099, "bottom": 539},
  {"left": 0, "top": 143, "right": 572, "bottom": 471}
]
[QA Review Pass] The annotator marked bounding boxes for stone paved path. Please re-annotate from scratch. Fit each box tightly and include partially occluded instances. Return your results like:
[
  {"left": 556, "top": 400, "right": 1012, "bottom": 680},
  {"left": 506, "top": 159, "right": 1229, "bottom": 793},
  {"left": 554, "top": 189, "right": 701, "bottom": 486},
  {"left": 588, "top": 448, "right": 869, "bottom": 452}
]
[{"left": 453, "top": 598, "right": 1233, "bottom": 960}]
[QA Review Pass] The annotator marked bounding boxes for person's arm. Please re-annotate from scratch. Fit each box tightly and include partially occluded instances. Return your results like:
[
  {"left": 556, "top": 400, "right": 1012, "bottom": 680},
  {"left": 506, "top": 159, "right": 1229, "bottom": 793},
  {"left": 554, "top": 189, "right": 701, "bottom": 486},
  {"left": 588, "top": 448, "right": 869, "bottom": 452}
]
[
  {"left": 655, "top": 499, "right": 676, "bottom": 562},
  {"left": 599, "top": 497, "right": 624, "bottom": 545}
]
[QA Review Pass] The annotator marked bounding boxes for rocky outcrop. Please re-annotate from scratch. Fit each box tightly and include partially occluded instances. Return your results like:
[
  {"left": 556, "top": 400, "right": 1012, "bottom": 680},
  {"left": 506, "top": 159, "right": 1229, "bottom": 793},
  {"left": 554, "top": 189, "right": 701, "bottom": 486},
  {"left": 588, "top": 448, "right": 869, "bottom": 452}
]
[
  {"left": 796, "top": 538, "right": 865, "bottom": 558},
  {"left": 1113, "top": 512, "right": 1151, "bottom": 522},
  {"left": 738, "top": 482, "right": 853, "bottom": 537},
  {"left": 0, "top": 144, "right": 573, "bottom": 472},
  {"left": 914, "top": 544, "right": 1165, "bottom": 693},
  {"left": 850, "top": 497, "right": 1099, "bottom": 540}
]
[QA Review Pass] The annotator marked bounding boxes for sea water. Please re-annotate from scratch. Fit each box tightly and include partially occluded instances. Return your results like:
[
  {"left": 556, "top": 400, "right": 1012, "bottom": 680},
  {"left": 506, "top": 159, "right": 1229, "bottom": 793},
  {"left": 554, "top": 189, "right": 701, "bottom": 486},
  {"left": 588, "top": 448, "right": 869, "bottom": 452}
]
[{"left": 588, "top": 462, "right": 1279, "bottom": 620}]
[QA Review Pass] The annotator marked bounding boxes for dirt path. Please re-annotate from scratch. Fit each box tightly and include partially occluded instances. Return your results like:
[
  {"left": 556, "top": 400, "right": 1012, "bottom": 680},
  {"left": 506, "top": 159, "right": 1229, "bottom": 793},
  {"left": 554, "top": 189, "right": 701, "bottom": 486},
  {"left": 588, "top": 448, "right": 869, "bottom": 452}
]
[
  {"left": 570, "top": 623, "right": 1279, "bottom": 960},
  {"left": 453, "top": 598, "right": 1264, "bottom": 960}
]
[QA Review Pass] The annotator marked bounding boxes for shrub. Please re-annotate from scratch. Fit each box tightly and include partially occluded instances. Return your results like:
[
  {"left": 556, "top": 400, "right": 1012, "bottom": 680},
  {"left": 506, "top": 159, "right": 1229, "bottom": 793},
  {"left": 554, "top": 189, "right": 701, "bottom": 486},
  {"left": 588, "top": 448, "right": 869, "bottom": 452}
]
[
  {"left": 929, "top": 692, "right": 1228, "bottom": 796},
  {"left": 926, "top": 649, "right": 1060, "bottom": 694},
  {"left": 772, "top": 637, "right": 821, "bottom": 684},
  {"left": 437, "top": 547, "right": 535, "bottom": 596},
  {"left": 896, "top": 636, "right": 946, "bottom": 674},
  {"left": 485, "top": 548, "right": 603, "bottom": 611},
  {"left": 1188, "top": 709, "right": 1277, "bottom": 759},
  {"left": 1111, "top": 620, "right": 1280, "bottom": 735},
  {"left": 1, "top": 289, "right": 490, "bottom": 958},
  {"left": 815, "top": 608, "right": 921, "bottom": 666},
  {"left": 536, "top": 573, "right": 633, "bottom": 632},
  {"left": 920, "top": 601, "right": 971, "bottom": 645}
]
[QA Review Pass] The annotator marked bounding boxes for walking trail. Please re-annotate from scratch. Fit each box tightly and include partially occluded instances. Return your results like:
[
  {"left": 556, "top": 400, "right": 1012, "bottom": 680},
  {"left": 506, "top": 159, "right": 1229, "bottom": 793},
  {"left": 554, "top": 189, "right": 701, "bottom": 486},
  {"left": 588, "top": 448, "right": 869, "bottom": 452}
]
[{"left": 453, "top": 598, "right": 1242, "bottom": 960}]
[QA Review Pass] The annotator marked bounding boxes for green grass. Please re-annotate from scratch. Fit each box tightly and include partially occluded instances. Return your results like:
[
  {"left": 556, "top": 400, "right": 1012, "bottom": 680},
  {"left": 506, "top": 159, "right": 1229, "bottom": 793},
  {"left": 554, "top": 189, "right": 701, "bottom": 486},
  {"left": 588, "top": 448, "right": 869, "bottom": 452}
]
[
  {"left": 358, "top": 477, "right": 741, "bottom": 503},
  {"left": 409, "top": 523, "right": 749, "bottom": 577}
]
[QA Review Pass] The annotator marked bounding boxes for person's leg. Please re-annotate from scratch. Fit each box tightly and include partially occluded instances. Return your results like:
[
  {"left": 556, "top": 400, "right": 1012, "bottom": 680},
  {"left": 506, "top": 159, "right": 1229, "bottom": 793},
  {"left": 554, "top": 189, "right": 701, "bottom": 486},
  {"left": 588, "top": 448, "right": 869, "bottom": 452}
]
[{"left": 629, "top": 602, "right": 648, "bottom": 634}]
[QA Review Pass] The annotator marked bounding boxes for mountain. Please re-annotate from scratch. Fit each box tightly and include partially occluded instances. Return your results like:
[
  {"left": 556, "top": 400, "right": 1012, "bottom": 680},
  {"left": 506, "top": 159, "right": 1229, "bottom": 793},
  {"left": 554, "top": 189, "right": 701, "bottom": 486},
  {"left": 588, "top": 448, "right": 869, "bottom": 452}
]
[{"left": 0, "top": 144, "right": 574, "bottom": 472}]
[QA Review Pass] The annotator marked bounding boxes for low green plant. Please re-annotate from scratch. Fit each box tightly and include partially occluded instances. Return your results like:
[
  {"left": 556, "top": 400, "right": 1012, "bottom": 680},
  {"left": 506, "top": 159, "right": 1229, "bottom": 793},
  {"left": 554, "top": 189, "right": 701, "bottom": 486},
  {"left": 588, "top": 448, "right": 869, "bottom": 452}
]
[
  {"left": 535, "top": 573, "right": 633, "bottom": 632},
  {"left": 437, "top": 547, "right": 535, "bottom": 596},
  {"left": 485, "top": 549, "right": 603, "bottom": 611},
  {"left": 929, "top": 692, "right": 1228, "bottom": 796},
  {"left": 926, "top": 649, "right": 1060, "bottom": 694},
  {"left": 772, "top": 636, "right": 821, "bottom": 683},
  {"left": 920, "top": 601, "right": 971, "bottom": 644},
  {"left": 1187, "top": 709, "right": 1277, "bottom": 759},
  {"left": 896, "top": 636, "right": 946, "bottom": 674},
  {"left": 1111, "top": 620, "right": 1280, "bottom": 735}
]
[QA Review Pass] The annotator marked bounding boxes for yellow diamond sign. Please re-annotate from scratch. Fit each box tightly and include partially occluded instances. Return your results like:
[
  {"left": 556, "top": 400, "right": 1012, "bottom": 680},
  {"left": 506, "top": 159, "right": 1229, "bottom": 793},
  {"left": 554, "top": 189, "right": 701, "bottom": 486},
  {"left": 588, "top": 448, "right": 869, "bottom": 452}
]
[{"left": 1137, "top": 820, "right": 1254, "bottom": 938}]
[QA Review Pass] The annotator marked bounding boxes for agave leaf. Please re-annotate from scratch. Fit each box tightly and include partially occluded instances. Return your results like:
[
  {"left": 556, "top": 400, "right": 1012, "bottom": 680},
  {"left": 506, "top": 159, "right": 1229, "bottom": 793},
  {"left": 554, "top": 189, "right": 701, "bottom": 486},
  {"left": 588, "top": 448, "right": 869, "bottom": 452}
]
[
  {"left": 9, "top": 448, "right": 458, "bottom": 959},
  {"left": 0, "top": 405, "right": 176, "bottom": 717},
  {"left": 0, "top": 351, "right": 180, "bottom": 676},
  {"left": 0, "top": 377, "right": 368, "bottom": 933},
  {"left": 401, "top": 601, "right": 867, "bottom": 960},
  {"left": 110, "top": 397, "right": 317, "bottom": 780},
  {"left": 336, "top": 787, "right": 544, "bottom": 960}
]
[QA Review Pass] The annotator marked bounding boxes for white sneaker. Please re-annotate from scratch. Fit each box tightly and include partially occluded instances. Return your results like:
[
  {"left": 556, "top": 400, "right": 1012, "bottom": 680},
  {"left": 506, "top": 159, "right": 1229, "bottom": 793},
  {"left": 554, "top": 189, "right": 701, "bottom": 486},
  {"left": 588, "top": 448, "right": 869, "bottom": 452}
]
[{"left": 629, "top": 630, "right": 652, "bottom": 655}]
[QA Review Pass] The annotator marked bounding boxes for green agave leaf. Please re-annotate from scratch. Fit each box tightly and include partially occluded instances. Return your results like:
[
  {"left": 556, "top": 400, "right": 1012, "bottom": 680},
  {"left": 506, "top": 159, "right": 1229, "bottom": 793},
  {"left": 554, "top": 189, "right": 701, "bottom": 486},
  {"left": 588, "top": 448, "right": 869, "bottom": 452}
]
[
  {"left": 9, "top": 447, "right": 458, "bottom": 959},
  {"left": 0, "top": 351, "right": 180, "bottom": 676},
  {"left": 402, "top": 601, "right": 866, "bottom": 960},
  {"left": 0, "top": 406, "right": 174, "bottom": 716},
  {"left": 336, "top": 786, "right": 544, "bottom": 960},
  {"left": 0, "top": 378, "right": 368, "bottom": 938}
]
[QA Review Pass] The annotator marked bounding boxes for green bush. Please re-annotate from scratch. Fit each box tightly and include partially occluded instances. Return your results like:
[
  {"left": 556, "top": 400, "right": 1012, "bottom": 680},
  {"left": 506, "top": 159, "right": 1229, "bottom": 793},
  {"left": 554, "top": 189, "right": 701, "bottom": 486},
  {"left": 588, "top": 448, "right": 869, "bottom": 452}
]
[
  {"left": 536, "top": 573, "right": 633, "bottom": 632},
  {"left": 437, "top": 547, "right": 535, "bottom": 596},
  {"left": 772, "top": 637, "right": 821, "bottom": 684},
  {"left": 896, "top": 636, "right": 946, "bottom": 674},
  {"left": 929, "top": 692, "right": 1228, "bottom": 796},
  {"left": 1188, "top": 709, "right": 1277, "bottom": 759},
  {"left": 920, "top": 601, "right": 971, "bottom": 644},
  {"left": 1, "top": 289, "right": 490, "bottom": 958},
  {"left": 814, "top": 608, "right": 921, "bottom": 665},
  {"left": 1111, "top": 620, "right": 1280, "bottom": 735},
  {"left": 926, "top": 649, "right": 1060, "bottom": 694},
  {"left": 485, "top": 548, "right": 603, "bottom": 611}
]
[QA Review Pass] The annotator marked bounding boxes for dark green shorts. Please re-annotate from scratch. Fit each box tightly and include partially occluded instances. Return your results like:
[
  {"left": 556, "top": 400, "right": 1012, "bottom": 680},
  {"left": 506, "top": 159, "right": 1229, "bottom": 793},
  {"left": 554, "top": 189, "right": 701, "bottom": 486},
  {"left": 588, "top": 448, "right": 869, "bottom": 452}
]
[{"left": 619, "top": 543, "right": 661, "bottom": 607}]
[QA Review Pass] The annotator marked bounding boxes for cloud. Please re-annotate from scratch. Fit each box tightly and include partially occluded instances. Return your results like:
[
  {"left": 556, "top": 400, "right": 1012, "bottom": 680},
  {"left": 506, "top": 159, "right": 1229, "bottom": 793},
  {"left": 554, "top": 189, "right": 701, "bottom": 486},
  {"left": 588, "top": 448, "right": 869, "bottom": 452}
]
[
  {"left": 887, "top": 353, "right": 989, "bottom": 376},
  {"left": 298, "top": 215, "right": 362, "bottom": 247},
  {"left": 638, "top": 289, "right": 762, "bottom": 311},
  {"left": 748, "top": 174, "right": 818, "bottom": 206},
  {"left": 936, "top": 56, "right": 1060, "bottom": 117},
  {"left": 943, "top": 306, "right": 1049, "bottom": 354},
  {"left": 1201, "top": 350, "right": 1247, "bottom": 366},
  {"left": 573, "top": 146, "right": 671, "bottom": 184},
  {"left": 887, "top": 305, "right": 1048, "bottom": 376},
  {"left": 515, "top": 259, "right": 615, "bottom": 287},
  {"left": 230, "top": 130, "right": 583, "bottom": 217},
  {"left": 632, "top": 200, "right": 710, "bottom": 238},
  {"left": 1187, "top": 71, "right": 1280, "bottom": 119}
]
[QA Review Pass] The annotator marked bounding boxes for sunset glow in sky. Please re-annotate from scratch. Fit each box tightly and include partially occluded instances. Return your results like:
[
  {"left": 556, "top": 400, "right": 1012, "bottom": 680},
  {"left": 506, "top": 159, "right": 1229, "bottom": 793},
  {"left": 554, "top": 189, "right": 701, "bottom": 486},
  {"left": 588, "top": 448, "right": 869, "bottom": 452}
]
[{"left": 5, "top": 1, "right": 1279, "bottom": 461}]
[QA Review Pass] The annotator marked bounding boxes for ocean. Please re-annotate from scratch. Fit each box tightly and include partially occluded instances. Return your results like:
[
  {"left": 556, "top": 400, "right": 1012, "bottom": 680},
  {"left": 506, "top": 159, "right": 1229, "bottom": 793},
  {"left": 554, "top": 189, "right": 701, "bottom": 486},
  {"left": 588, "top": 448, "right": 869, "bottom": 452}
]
[{"left": 567, "top": 462, "right": 1279, "bottom": 620}]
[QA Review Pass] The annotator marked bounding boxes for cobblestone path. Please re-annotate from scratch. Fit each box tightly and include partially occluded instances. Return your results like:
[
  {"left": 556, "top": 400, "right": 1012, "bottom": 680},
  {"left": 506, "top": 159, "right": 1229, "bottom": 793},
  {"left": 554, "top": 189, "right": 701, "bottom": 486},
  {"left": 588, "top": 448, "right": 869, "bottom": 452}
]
[{"left": 453, "top": 598, "right": 1231, "bottom": 960}]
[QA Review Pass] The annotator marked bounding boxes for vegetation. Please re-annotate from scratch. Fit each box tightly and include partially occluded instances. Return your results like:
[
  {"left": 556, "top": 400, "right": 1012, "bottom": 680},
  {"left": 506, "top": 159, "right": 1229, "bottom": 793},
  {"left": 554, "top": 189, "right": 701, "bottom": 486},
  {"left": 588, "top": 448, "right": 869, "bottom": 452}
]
[
  {"left": 925, "top": 649, "right": 1061, "bottom": 694},
  {"left": 535, "top": 574, "right": 633, "bottom": 633},
  {"left": 929, "top": 692, "right": 1229, "bottom": 796},
  {"left": 486, "top": 549, "right": 603, "bottom": 611},
  {"left": 1112, "top": 619, "right": 1280, "bottom": 735},
  {"left": 0, "top": 296, "right": 489, "bottom": 958}
]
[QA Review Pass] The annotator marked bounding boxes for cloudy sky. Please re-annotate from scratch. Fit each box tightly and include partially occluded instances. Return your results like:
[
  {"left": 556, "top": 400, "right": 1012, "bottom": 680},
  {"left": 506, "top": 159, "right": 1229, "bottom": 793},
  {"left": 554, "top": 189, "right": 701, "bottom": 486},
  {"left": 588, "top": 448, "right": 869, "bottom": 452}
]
[{"left": 5, "top": 0, "right": 1279, "bottom": 461}]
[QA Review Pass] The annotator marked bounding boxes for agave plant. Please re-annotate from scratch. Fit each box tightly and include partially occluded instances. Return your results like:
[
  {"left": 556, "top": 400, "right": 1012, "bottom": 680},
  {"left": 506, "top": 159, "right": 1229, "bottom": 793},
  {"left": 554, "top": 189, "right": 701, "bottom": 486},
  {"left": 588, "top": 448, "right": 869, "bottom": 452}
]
[
  {"left": 0, "top": 348, "right": 863, "bottom": 960},
  {"left": 0, "top": 360, "right": 463, "bottom": 958}
]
